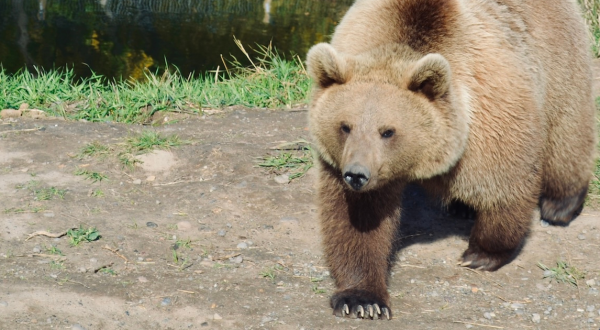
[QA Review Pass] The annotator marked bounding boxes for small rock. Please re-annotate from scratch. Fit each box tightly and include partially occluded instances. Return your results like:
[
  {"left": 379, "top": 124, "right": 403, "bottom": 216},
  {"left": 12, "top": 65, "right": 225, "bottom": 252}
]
[
  {"left": 78, "top": 267, "right": 87, "bottom": 273},
  {"left": 43, "top": 212, "right": 55, "bottom": 218},
  {"left": 540, "top": 219, "right": 550, "bottom": 227},
  {"left": 543, "top": 270, "right": 553, "bottom": 277},
  {"left": 0, "top": 109, "right": 22, "bottom": 119},
  {"left": 201, "top": 322, "right": 209, "bottom": 327},
  {"left": 138, "top": 276, "right": 148, "bottom": 283},
  {"left": 237, "top": 242, "right": 248, "bottom": 249},
  {"left": 0, "top": 301, "right": 7, "bottom": 307},
  {"left": 274, "top": 174, "right": 290, "bottom": 184},
  {"left": 146, "top": 175, "right": 156, "bottom": 182},
  {"left": 72, "top": 324, "right": 86, "bottom": 330},
  {"left": 132, "top": 179, "right": 142, "bottom": 185},
  {"left": 587, "top": 305, "right": 595, "bottom": 312},
  {"left": 586, "top": 279, "right": 596, "bottom": 287},
  {"left": 33, "top": 246, "right": 42, "bottom": 254},
  {"left": 90, "top": 258, "right": 98, "bottom": 263},
  {"left": 213, "top": 313, "right": 222, "bottom": 320},
  {"left": 146, "top": 222, "right": 158, "bottom": 228},
  {"left": 230, "top": 255, "right": 243, "bottom": 264},
  {"left": 177, "top": 221, "right": 192, "bottom": 231},
  {"left": 280, "top": 216, "right": 298, "bottom": 223},
  {"left": 161, "top": 297, "right": 171, "bottom": 306},
  {"left": 29, "top": 109, "right": 46, "bottom": 119},
  {"left": 511, "top": 303, "right": 524, "bottom": 309},
  {"left": 217, "top": 230, "right": 226, "bottom": 237},
  {"left": 578, "top": 234, "right": 586, "bottom": 240},
  {"left": 532, "top": 313, "right": 541, "bottom": 323},
  {"left": 483, "top": 312, "right": 492, "bottom": 320}
]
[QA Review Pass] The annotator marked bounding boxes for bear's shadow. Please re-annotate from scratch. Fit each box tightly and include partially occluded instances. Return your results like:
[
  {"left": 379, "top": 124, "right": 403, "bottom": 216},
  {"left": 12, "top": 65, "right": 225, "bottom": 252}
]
[{"left": 393, "top": 184, "right": 474, "bottom": 253}]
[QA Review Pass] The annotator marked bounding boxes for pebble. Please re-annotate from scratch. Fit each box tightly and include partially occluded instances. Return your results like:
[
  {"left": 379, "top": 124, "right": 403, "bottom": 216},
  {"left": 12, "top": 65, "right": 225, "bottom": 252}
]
[
  {"left": 578, "top": 234, "right": 586, "bottom": 240},
  {"left": 587, "top": 305, "right": 595, "bottom": 312},
  {"left": 540, "top": 219, "right": 550, "bottom": 227},
  {"left": 146, "top": 176, "right": 156, "bottom": 182},
  {"left": 72, "top": 324, "right": 86, "bottom": 330},
  {"left": 177, "top": 221, "right": 192, "bottom": 231},
  {"left": 78, "top": 267, "right": 87, "bottom": 273},
  {"left": 588, "top": 279, "right": 597, "bottom": 286},
  {"left": 0, "top": 109, "right": 22, "bottom": 118},
  {"left": 511, "top": 303, "right": 524, "bottom": 309},
  {"left": 237, "top": 242, "right": 248, "bottom": 249},
  {"left": 33, "top": 246, "right": 42, "bottom": 254},
  {"left": 132, "top": 179, "right": 142, "bottom": 185},
  {"left": 161, "top": 298, "right": 171, "bottom": 306},
  {"left": 280, "top": 216, "right": 299, "bottom": 224},
  {"left": 484, "top": 312, "right": 492, "bottom": 319},
  {"left": 274, "top": 174, "right": 289, "bottom": 184},
  {"left": 146, "top": 222, "right": 158, "bottom": 228},
  {"left": 138, "top": 276, "right": 148, "bottom": 283},
  {"left": 532, "top": 313, "right": 541, "bottom": 323},
  {"left": 0, "top": 301, "right": 7, "bottom": 307},
  {"left": 213, "top": 313, "right": 222, "bottom": 320},
  {"left": 230, "top": 255, "right": 243, "bottom": 264},
  {"left": 43, "top": 212, "right": 55, "bottom": 218},
  {"left": 90, "top": 258, "right": 98, "bottom": 263},
  {"left": 217, "top": 230, "right": 226, "bottom": 237}
]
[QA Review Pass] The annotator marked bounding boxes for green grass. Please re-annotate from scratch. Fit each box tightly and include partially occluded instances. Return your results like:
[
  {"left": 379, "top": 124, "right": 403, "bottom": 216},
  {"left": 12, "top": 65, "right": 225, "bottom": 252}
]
[
  {"left": 67, "top": 225, "right": 101, "bottom": 246},
  {"left": 579, "top": 0, "right": 600, "bottom": 57},
  {"left": 74, "top": 169, "right": 108, "bottom": 182},
  {"left": 537, "top": 261, "right": 585, "bottom": 286},
  {"left": 77, "top": 131, "right": 187, "bottom": 169},
  {"left": 0, "top": 43, "right": 310, "bottom": 124},
  {"left": 257, "top": 147, "right": 314, "bottom": 180},
  {"left": 125, "top": 131, "right": 185, "bottom": 152},
  {"left": 34, "top": 187, "right": 67, "bottom": 201}
]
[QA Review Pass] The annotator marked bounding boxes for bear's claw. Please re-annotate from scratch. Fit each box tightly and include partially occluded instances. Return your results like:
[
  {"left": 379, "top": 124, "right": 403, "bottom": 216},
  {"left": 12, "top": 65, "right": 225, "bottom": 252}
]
[
  {"left": 332, "top": 291, "right": 391, "bottom": 320},
  {"left": 338, "top": 303, "right": 390, "bottom": 319}
]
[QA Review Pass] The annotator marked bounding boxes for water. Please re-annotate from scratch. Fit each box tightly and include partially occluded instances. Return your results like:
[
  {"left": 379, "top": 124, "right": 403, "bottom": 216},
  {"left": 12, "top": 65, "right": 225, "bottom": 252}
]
[{"left": 0, "top": 0, "right": 353, "bottom": 80}]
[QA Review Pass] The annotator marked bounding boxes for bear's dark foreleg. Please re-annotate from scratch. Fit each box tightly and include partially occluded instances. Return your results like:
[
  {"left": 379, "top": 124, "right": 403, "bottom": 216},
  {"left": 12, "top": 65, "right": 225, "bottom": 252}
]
[
  {"left": 318, "top": 162, "right": 403, "bottom": 319},
  {"left": 460, "top": 201, "right": 535, "bottom": 271}
]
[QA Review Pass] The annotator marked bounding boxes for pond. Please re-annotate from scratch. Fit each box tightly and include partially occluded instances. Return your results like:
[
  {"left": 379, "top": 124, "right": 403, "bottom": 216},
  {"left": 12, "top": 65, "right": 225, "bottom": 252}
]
[{"left": 0, "top": 0, "right": 353, "bottom": 80}]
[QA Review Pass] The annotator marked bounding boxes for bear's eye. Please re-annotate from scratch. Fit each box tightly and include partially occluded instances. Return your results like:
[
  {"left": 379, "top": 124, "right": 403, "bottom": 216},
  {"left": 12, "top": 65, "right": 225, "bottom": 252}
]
[
  {"left": 381, "top": 129, "right": 395, "bottom": 138},
  {"left": 341, "top": 124, "right": 351, "bottom": 134}
]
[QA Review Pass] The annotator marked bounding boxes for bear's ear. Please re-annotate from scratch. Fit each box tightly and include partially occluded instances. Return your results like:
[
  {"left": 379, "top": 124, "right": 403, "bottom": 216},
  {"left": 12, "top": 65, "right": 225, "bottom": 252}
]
[
  {"left": 406, "top": 53, "right": 451, "bottom": 101},
  {"left": 306, "top": 43, "right": 350, "bottom": 89}
]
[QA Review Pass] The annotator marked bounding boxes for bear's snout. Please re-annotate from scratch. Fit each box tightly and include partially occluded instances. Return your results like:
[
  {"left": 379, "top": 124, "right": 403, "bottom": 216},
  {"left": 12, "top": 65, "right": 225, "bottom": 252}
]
[{"left": 343, "top": 164, "right": 371, "bottom": 191}]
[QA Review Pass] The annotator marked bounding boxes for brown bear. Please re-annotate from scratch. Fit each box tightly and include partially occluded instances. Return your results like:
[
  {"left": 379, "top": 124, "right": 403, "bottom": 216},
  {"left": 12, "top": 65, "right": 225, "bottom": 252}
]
[{"left": 306, "top": 0, "right": 597, "bottom": 320}]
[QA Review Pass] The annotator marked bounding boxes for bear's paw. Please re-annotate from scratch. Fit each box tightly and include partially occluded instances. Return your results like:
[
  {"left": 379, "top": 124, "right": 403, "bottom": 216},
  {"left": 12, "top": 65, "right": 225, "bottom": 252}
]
[{"left": 330, "top": 289, "right": 391, "bottom": 320}]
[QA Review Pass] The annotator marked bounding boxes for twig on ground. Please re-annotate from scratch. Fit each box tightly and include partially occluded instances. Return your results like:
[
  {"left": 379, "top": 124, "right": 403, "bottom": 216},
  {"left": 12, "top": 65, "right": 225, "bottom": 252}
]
[
  {"left": 452, "top": 321, "right": 504, "bottom": 329},
  {"left": 103, "top": 245, "right": 129, "bottom": 263},
  {"left": 25, "top": 228, "right": 75, "bottom": 241}
]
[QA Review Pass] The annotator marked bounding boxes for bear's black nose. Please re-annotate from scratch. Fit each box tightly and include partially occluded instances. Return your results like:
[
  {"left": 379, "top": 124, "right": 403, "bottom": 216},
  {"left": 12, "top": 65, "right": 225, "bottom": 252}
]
[{"left": 343, "top": 164, "right": 370, "bottom": 191}]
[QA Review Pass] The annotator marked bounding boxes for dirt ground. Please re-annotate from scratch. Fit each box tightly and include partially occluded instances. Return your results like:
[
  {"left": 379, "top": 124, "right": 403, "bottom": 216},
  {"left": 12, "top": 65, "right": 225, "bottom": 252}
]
[{"left": 0, "top": 61, "right": 600, "bottom": 330}]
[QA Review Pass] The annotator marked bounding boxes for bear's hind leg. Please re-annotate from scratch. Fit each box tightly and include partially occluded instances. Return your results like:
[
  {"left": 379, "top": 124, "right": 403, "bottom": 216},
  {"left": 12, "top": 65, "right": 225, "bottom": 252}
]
[
  {"left": 539, "top": 185, "right": 588, "bottom": 225},
  {"left": 460, "top": 201, "right": 535, "bottom": 271}
]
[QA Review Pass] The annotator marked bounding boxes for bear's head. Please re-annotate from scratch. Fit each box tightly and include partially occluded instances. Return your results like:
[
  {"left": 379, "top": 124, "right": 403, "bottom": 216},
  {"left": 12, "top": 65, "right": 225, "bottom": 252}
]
[{"left": 306, "top": 43, "right": 470, "bottom": 191}]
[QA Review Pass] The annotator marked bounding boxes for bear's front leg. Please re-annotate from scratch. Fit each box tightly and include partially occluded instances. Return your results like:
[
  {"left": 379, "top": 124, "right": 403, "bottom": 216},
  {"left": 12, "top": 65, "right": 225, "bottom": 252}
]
[
  {"left": 318, "top": 163, "right": 403, "bottom": 320},
  {"left": 460, "top": 200, "right": 536, "bottom": 271}
]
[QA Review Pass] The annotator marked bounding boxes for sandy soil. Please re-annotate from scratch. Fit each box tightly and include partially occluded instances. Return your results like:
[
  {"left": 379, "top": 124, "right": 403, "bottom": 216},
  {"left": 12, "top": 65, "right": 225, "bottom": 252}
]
[{"left": 0, "top": 60, "right": 599, "bottom": 330}]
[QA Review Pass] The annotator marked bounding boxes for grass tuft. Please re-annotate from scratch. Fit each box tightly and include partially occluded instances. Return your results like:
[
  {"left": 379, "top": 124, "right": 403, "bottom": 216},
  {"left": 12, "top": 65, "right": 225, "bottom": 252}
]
[
  {"left": 67, "top": 225, "right": 101, "bottom": 246},
  {"left": 257, "top": 147, "right": 314, "bottom": 180},
  {"left": 537, "top": 261, "right": 585, "bottom": 286}
]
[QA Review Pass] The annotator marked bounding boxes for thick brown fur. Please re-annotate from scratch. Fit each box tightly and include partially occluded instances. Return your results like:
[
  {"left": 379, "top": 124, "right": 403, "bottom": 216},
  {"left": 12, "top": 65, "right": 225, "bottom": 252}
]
[{"left": 306, "top": 0, "right": 597, "bottom": 320}]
